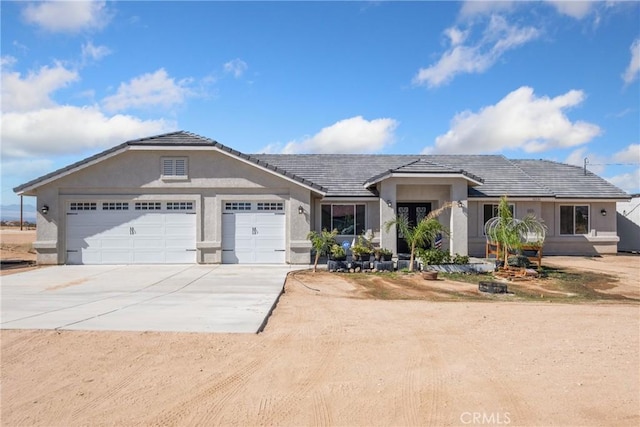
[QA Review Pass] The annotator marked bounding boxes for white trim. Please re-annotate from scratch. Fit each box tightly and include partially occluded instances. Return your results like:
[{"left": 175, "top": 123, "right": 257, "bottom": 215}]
[{"left": 365, "top": 172, "right": 483, "bottom": 188}]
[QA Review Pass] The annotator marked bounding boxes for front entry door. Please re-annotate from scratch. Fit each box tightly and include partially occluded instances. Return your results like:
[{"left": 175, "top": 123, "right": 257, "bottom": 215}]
[{"left": 396, "top": 203, "right": 432, "bottom": 255}]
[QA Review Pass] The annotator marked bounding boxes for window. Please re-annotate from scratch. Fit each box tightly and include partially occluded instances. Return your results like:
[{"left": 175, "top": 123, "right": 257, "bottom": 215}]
[
  {"left": 70, "top": 202, "right": 96, "bottom": 211},
  {"left": 102, "top": 202, "right": 129, "bottom": 211},
  {"left": 167, "top": 202, "right": 194, "bottom": 210},
  {"left": 225, "top": 202, "right": 252, "bottom": 211},
  {"left": 560, "top": 205, "right": 589, "bottom": 235},
  {"left": 321, "top": 204, "right": 365, "bottom": 236},
  {"left": 135, "top": 202, "right": 161, "bottom": 211},
  {"left": 257, "top": 202, "right": 284, "bottom": 211},
  {"left": 483, "top": 203, "right": 514, "bottom": 233},
  {"left": 161, "top": 157, "right": 188, "bottom": 178}
]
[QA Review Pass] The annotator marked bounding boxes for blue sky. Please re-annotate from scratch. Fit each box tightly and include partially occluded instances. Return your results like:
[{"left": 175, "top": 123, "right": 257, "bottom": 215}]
[{"left": 2, "top": 0, "right": 639, "bottom": 207}]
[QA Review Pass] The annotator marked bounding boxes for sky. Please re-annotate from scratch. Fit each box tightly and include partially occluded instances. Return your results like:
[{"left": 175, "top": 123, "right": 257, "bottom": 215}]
[{"left": 1, "top": 0, "right": 639, "bottom": 207}]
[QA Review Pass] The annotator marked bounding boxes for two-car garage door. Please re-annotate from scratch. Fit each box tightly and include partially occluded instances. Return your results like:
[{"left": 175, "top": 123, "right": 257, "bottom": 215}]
[{"left": 66, "top": 201, "right": 196, "bottom": 264}]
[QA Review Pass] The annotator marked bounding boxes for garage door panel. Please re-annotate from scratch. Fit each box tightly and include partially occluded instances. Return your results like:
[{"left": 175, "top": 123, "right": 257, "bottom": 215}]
[{"left": 221, "top": 207, "right": 286, "bottom": 264}]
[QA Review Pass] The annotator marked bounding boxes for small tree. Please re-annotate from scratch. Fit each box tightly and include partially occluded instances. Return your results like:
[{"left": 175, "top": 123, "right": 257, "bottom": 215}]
[
  {"left": 306, "top": 229, "right": 338, "bottom": 272},
  {"left": 384, "top": 202, "right": 452, "bottom": 272},
  {"left": 486, "top": 196, "right": 547, "bottom": 268}
]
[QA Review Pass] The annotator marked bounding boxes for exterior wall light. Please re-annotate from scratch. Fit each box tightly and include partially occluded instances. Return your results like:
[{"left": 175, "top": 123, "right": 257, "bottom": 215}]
[
  {"left": 601, "top": 208, "right": 607, "bottom": 216},
  {"left": 298, "top": 205, "right": 304, "bottom": 214},
  {"left": 386, "top": 200, "right": 392, "bottom": 207},
  {"left": 41, "top": 205, "right": 49, "bottom": 215},
  {"left": 457, "top": 200, "right": 464, "bottom": 208}
]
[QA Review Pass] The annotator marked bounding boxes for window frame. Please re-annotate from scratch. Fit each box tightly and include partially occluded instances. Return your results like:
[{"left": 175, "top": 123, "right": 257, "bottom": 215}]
[
  {"left": 482, "top": 203, "right": 515, "bottom": 235},
  {"left": 560, "top": 205, "right": 590, "bottom": 235},
  {"left": 161, "top": 157, "right": 188, "bottom": 180},
  {"left": 321, "top": 203, "right": 366, "bottom": 237}
]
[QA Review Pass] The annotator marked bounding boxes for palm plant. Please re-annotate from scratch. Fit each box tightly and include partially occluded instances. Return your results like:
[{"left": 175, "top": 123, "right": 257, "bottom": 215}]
[
  {"left": 486, "top": 196, "right": 547, "bottom": 268},
  {"left": 306, "top": 228, "right": 338, "bottom": 272},
  {"left": 384, "top": 202, "right": 452, "bottom": 272}
]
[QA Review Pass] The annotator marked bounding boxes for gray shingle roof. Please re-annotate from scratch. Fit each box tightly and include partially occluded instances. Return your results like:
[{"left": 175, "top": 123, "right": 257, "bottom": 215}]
[
  {"left": 253, "top": 154, "right": 629, "bottom": 199},
  {"left": 14, "top": 131, "right": 629, "bottom": 200}
]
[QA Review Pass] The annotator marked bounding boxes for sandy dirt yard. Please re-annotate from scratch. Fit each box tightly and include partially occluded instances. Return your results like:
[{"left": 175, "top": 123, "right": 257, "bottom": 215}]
[{"left": 1, "top": 229, "right": 639, "bottom": 426}]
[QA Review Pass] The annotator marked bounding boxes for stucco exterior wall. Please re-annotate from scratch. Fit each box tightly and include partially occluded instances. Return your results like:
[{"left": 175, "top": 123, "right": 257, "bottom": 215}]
[
  {"left": 378, "top": 177, "right": 469, "bottom": 256},
  {"left": 617, "top": 197, "right": 640, "bottom": 252},
  {"left": 32, "top": 148, "right": 314, "bottom": 265},
  {"left": 468, "top": 199, "right": 619, "bottom": 257}
]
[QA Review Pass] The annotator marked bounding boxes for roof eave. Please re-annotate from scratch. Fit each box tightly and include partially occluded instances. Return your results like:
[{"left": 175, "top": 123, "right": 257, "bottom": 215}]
[{"left": 364, "top": 171, "right": 484, "bottom": 188}]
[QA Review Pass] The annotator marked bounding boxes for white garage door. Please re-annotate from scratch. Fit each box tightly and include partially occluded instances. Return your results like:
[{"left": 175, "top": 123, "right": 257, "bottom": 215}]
[
  {"left": 66, "top": 201, "right": 196, "bottom": 264},
  {"left": 222, "top": 201, "right": 286, "bottom": 264}
]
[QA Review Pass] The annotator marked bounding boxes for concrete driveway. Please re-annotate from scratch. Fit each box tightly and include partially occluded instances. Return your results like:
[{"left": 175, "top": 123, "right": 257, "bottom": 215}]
[{"left": 1, "top": 265, "right": 297, "bottom": 333}]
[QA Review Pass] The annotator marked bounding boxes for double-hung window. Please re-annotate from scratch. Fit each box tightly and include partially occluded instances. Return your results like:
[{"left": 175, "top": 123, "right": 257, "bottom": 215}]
[
  {"left": 321, "top": 204, "right": 365, "bottom": 236},
  {"left": 560, "top": 205, "right": 589, "bottom": 235},
  {"left": 161, "top": 157, "right": 188, "bottom": 179}
]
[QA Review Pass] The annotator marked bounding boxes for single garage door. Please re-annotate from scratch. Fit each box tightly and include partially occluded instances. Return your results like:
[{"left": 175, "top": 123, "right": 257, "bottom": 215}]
[
  {"left": 66, "top": 200, "right": 196, "bottom": 264},
  {"left": 222, "top": 201, "right": 286, "bottom": 264}
]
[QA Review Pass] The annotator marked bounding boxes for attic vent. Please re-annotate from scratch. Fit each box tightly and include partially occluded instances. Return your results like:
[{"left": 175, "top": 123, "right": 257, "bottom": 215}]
[{"left": 162, "top": 157, "right": 188, "bottom": 178}]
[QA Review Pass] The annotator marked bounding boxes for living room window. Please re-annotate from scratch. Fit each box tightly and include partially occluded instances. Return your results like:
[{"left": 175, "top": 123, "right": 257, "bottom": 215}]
[
  {"left": 560, "top": 205, "right": 589, "bottom": 235},
  {"left": 161, "top": 157, "right": 188, "bottom": 179},
  {"left": 321, "top": 204, "right": 365, "bottom": 236},
  {"left": 483, "top": 203, "right": 514, "bottom": 234}
]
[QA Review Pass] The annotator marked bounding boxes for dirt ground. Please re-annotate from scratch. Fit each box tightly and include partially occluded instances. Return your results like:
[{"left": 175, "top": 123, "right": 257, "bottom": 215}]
[{"left": 1, "top": 229, "right": 639, "bottom": 426}]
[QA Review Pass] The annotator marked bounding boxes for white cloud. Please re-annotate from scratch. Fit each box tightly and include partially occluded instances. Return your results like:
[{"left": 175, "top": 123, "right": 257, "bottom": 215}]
[
  {"left": 606, "top": 169, "right": 640, "bottom": 194},
  {"left": 622, "top": 38, "right": 640, "bottom": 85},
  {"left": 1, "top": 59, "right": 177, "bottom": 159},
  {"left": 612, "top": 144, "right": 640, "bottom": 163},
  {"left": 223, "top": 58, "right": 248, "bottom": 78},
  {"left": 545, "top": 0, "right": 594, "bottom": 19},
  {"left": 269, "top": 116, "right": 398, "bottom": 154},
  {"left": 102, "top": 69, "right": 194, "bottom": 112},
  {"left": 426, "top": 86, "right": 601, "bottom": 154},
  {"left": 459, "top": 1, "right": 515, "bottom": 18},
  {"left": 22, "top": 0, "right": 111, "bottom": 33},
  {"left": 413, "top": 15, "right": 540, "bottom": 88},
  {"left": 82, "top": 41, "right": 111, "bottom": 63},
  {"left": 1, "top": 62, "right": 79, "bottom": 112},
  {"left": 1, "top": 106, "right": 174, "bottom": 158}
]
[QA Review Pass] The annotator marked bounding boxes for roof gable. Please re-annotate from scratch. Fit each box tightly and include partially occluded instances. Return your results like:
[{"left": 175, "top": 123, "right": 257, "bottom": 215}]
[{"left": 14, "top": 131, "right": 326, "bottom": 195}]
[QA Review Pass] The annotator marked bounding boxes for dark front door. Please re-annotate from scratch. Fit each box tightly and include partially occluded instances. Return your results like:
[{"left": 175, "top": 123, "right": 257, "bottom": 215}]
[{"left": 396, "top": 203, "right": 432, "bottom": 255}]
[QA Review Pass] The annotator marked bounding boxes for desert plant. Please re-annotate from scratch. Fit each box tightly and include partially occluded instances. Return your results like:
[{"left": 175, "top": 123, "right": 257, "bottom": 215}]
[
  {"left": 384, "top": 202, "right": 452, "bottom": 272},
  {"left": 330, "top": 244, "right": 347, "bottom": 260},
  {"left": 307, "top": 228, "right": 338, "bottom": 272}
]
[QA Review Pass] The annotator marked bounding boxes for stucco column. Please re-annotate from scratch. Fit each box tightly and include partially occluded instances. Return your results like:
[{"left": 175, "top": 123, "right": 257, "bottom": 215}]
[
  {"left": 379, "top": 181, "right": 397, "bottom": 253},
  {"left": 449, "top": 181, "right": 468, "bottom": 256}
]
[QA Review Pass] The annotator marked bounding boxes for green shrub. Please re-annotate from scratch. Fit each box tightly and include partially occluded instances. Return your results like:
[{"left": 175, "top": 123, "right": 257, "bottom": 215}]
[
  {"left": 417, "top": 248, "right": 451, "bottom": 265},
  {"left": 452, "top": 253, "right": 470, "bottom": 265}
]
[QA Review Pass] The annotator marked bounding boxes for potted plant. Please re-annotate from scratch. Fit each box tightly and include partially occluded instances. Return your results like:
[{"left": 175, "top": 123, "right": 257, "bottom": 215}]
[
  {"left": 351, "top": 234, "right": 373, "bottom": 261},
  {"left": 351, "top": 243, "right": 371, "bottom": 261},
  {"left": 374, "top": 247, "right": 393, "bottom": 261},
  {"left": 329, "top": 244, "right": 347, "bottom": 261}
]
